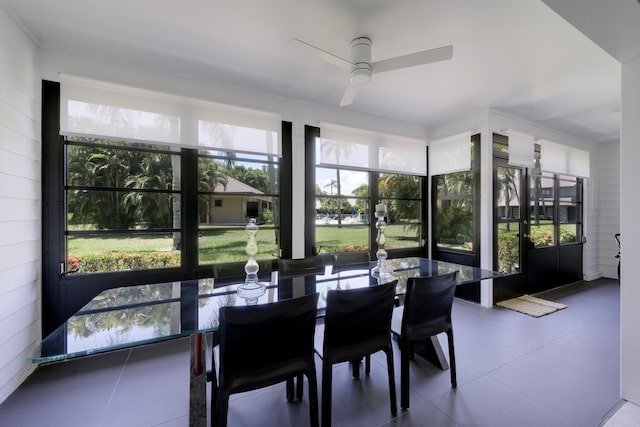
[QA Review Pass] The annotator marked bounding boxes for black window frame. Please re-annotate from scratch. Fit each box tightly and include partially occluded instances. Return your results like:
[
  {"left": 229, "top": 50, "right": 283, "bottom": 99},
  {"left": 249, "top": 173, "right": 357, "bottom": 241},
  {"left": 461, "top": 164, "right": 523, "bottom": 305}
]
[
  {"left": 431, "top": 133, "right": 481, "bottom": 267},
  {"left": 304, "top": 125, "right": 428, "bottom": 261},
  {"left": 41, "top": 80, "right": 292, "bottom": 334}
]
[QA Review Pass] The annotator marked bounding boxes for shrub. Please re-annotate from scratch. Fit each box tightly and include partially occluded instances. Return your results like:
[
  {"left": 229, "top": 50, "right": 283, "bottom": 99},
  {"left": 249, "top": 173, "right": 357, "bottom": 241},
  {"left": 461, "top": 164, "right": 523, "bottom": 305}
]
[
  {"left": 260, "top": 208, "right": 274, "bottom": 225},
  {"left": 497, "top": 231, "right": 519, "bottom": 274},
  {"left": 67, "top": 251, "right": 180, "bottom": 273},
  {"left": 343, "top": 244, "right": 369, "bottom": 252}
]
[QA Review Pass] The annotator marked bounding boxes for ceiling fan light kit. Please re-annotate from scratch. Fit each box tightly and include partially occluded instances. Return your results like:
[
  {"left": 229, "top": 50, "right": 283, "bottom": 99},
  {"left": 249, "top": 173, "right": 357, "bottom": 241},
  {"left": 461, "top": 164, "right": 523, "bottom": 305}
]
[{"left": 350, "top": 37, "right": 372, "bottom": 85}]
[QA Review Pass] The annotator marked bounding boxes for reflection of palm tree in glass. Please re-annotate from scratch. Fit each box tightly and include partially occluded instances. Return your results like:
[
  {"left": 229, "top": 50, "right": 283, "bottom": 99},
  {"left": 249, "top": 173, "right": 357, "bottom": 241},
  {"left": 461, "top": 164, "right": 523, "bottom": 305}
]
[
  {"left": 379, "top": 174, "right": 419, "bottom": 235},
  {"left": 68, "top": 303, "right": 175, "bottom": 342},
  {"left": 497, "top": 167, "right": 520, "bottom": 231}
]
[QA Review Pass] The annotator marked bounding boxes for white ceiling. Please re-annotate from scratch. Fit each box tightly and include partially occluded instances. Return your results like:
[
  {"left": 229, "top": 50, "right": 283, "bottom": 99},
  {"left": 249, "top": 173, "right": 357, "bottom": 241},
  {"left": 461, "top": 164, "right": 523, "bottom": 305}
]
[{"left": 1, "top": 0, "right": 627, "bottom": 142}]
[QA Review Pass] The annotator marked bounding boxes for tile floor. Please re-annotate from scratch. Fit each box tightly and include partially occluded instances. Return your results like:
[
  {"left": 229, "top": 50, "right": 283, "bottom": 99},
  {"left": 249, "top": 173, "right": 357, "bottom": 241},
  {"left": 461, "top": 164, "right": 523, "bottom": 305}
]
[{"left": 0, "top": 278, "right": 624, "bottom": 427}]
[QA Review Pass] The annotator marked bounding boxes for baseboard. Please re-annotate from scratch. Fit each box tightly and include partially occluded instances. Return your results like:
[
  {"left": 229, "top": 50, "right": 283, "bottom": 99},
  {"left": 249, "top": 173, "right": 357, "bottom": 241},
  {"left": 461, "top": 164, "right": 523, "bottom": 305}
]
[{"left": 584, "top": 271, "right": 603, "bottom": 281}]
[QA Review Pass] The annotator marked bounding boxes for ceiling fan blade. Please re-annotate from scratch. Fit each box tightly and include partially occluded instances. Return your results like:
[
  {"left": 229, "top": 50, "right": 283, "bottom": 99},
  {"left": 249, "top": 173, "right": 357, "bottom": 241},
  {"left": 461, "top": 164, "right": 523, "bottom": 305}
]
[
  {"left": 339, "top": 83, "right": 359, "bottom": 107},
  {"left": 372, "top": 45, "right": 453, "bottom": 74},
  {"left": 288, "top": 38, "right": 352, "bottom": 70}
]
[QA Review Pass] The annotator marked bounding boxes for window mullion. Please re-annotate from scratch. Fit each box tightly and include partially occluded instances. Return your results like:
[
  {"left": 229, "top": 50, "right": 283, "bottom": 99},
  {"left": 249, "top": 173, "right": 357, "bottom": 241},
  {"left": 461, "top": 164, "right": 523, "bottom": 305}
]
[{"left": 181, "top": 148, "right": 199, "bottom": 278}]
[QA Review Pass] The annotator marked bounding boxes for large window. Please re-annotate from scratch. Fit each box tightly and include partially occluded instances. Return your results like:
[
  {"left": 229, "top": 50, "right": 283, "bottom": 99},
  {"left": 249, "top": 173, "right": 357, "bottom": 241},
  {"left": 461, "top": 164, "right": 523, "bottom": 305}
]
[
  {"left": 198, "top": 150, "right": 280, "bottom": 263},
  {"left": 310, "top": 125, "right": 427, "bottom": 257},
  {"left": 42, "top": 80, "right": 288, "bottom": 333},
  {"left": 378, "top": 173, "right": 423, "bottom": 249},
  {"left": 315, "top": 167, "right": 370, "bottom": 253},
  {"left": 65, "top": 137, "right": 181, "bottom": 273},
  {"left": 432, "top": 135, "right": 478, "bottom": 255}
]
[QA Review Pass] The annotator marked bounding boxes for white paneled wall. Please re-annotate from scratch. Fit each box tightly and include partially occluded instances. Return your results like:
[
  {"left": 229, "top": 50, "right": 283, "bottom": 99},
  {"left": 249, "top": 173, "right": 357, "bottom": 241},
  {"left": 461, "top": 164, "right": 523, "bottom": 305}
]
[
  {"left": 0, "top": 7, "right": 41, "bottom": 404},
  {"left": 596, "top": 141, "right": 621, "bottom": 279}
]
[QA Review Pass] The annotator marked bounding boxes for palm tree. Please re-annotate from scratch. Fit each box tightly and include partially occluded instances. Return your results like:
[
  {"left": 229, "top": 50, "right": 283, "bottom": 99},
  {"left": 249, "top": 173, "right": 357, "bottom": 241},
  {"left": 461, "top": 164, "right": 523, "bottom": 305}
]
[
  {"left": 198, "top": 159, "right": 228, "bottom": 224},
  {"left": 496, "top": 167, "right": 520, "bottom": 231}
]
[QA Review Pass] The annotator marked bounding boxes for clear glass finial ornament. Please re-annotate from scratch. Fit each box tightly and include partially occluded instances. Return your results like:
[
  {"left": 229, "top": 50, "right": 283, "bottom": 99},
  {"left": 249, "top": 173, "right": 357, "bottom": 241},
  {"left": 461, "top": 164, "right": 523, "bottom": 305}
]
[
  {"left": 371, "top": 204, "right": 393, "bottom": 282},
  {"left": 237, "top": 218, "right": 266, "bottom": 304}
]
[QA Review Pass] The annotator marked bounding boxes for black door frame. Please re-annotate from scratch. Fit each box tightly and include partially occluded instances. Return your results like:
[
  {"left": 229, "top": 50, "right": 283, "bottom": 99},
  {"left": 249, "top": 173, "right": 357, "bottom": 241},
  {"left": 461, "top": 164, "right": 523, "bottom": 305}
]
[
  {"left": 492, "top": 157, "right": 529, "bottom": 302},
  {"left": 492, "top": 135, "right": 584, "bottom": 303}
]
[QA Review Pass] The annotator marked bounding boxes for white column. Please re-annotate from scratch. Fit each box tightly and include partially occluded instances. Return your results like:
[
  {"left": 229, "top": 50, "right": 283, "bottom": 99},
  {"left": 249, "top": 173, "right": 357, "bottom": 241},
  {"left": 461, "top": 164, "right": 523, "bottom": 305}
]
[
  {"left": 480, "top": 124, "right": 494, "bottom": 307},
  {"left": 621, "top": 55, "right": 640, "bottom": 405}
]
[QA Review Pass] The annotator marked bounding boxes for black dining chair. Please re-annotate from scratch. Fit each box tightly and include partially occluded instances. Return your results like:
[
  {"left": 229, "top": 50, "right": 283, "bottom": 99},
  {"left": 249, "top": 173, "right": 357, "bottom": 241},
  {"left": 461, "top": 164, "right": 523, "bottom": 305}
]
[
  {"left": 390, "top": 271, "right": 458, "bottom": 410},
  {"left": 212, "top": 259, "right": 273, "bottom": 287},
  {"left": 213, "top": 292, "right": 320, "bottom": 427},
  {"left": 315, "top": 281, "right": 398, "bottom": 426},
  {"left": 330, "top": 251, "right": 370, "bottom": 274},
  {"left": 277, "top": 256, "right": 326, "bottom": 400},
  {"left": 278, "top": 256, "right": 326, "bottom": 277}
]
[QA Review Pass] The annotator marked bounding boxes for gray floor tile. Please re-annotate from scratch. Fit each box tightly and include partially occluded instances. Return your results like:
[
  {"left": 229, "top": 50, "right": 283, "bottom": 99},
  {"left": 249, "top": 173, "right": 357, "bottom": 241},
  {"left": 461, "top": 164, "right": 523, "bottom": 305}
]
[
  {"left": 430, "top": 376, "right": 579, "bottom": 427},
  {"left": 0, "top": 279, "right": 622, "bottom": 427}
]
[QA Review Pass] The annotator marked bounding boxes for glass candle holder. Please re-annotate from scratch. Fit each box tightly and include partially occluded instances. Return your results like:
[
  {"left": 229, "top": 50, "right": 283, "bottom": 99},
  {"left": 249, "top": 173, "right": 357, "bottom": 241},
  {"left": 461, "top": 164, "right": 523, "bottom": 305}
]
[
  {"left": 371, "top": 204, "right": 393, "bottom": 282},
  {"left": 237, "top": 218, "right": 266, "bottom": 304}
]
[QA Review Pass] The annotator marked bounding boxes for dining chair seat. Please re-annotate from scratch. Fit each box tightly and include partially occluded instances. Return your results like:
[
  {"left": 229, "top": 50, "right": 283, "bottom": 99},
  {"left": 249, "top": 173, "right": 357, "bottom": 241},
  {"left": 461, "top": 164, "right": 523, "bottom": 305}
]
[
  {"left": 212, "top": 292, "right": 320, "bottom": 427},
  {"left": 390, "top": 271, "right": 458, "bottom": 410}
]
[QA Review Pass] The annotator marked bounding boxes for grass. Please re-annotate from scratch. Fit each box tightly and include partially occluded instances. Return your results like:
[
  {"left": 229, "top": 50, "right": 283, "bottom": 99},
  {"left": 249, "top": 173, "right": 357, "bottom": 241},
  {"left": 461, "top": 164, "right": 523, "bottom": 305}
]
[{"left": 68, "top": 224, "right": 420, "bottom": 267}]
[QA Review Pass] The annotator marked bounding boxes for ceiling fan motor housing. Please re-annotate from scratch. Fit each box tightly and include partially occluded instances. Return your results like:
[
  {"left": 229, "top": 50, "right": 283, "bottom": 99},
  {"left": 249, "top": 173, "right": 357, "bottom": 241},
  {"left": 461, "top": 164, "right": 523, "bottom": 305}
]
[{"left": 350, "top": 37, "right": 372, "bottom": 85}]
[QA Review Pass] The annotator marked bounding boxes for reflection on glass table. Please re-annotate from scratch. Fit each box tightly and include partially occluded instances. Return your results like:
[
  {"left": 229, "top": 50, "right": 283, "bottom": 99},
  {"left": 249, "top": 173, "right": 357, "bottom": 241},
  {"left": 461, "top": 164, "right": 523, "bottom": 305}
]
[
  {"left": 27, "top": 257, "right": 499, "bottom": 427},
  {"left": 28, "top": 257, "right": 499, "bottom": 364}
]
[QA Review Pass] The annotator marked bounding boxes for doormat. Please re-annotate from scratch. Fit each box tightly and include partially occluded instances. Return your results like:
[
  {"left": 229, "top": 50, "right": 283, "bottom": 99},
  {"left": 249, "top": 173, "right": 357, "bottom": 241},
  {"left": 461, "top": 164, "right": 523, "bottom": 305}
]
[{"left": 496, "top": 294, "right": 567, "bottom": 318}]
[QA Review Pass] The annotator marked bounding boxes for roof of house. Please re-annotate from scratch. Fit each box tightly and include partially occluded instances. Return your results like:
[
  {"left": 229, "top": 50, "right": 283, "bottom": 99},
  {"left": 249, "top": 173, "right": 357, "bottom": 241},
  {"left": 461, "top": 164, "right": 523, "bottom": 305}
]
[{"left": 213, "top": 176, "right": 271, "bottom": 203}]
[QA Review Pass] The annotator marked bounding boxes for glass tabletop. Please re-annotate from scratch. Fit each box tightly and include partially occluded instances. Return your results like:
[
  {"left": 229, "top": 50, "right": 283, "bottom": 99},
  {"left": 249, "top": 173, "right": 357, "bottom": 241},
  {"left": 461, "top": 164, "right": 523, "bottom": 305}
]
[{"left": 27, "top": 257, "right": 500, "bottom": 363}]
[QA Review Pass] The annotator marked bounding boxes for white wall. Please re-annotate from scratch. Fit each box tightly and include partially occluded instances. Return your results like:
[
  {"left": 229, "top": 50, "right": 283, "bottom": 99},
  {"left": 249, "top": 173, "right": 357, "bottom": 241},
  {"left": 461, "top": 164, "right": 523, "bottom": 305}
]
[
  {"left": 595, "top": 140, "right": 621, "bottom": 279},
  {"left": 0, "top": 7, "right": 42, "bottom": 403},
  {"left": 621, "top": 55, "right": 640, "bottom": 406}
]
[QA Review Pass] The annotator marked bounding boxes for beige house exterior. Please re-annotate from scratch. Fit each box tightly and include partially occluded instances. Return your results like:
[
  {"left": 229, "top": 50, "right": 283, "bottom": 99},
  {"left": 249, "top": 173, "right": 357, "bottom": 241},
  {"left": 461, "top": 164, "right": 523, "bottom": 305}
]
[{"left": 205, "top": 176, "right": 272, "bottom": 225}]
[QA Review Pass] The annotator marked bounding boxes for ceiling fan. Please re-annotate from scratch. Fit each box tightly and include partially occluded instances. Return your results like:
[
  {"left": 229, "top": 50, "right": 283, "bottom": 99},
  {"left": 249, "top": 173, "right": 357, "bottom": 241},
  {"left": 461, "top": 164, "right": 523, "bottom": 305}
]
[{"left": 290, "top": 36, "right": 453, "bottom": 106}]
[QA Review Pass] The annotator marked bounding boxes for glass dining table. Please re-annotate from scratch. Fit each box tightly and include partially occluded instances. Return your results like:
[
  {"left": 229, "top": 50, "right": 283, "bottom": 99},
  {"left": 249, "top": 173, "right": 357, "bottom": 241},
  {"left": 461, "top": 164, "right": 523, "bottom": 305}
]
[{"left": 27, "top": 257, "right": 500, "bottom": 426}]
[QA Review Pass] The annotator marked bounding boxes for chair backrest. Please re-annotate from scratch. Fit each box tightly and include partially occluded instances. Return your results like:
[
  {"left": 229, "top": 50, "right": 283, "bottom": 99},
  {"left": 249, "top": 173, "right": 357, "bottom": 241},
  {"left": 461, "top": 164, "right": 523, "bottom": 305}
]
[
  {"left": 212, "top": 259, "right": 273, "bottom": 287},
  {"left": 278, "top": 256, "right": 326, "bottom": 278},
  {"left": 331, "top": 251, "right": 371, "bottom": 274},
  {"left": 401, "top": 272, "right": 458, "bottom": 340},
  {"left": 218, "top": 292, "right": 319, "bottom": 393},
  {"left": 323, "top": 281, "right": 397, "bottom": 361}
]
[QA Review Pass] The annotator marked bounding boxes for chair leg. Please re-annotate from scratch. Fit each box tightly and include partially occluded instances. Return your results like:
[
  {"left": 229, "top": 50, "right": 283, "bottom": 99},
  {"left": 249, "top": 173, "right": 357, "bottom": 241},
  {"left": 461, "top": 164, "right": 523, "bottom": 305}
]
[
  {"left": 321, "top": 360, "right": 333, "bottom": 427},
  {"left": 384, "top": 346, "right": 398, "bottom": 416},
  {"left": 351, "top": 359, "right": 361, "bottom": 379},
  {"left": 400, "top": 340, "right": 411, "bottom": 410},
  {"left": 307, "top": 368, "right": 320, "bottom": 427},
  {"left": 210, "top": 368, "right": 218, "bottom": 426},
  {"left": 365, "top": 354, "right": 371, "bottom": 376},
  {"left": 296, "top": 373, "right": 304, "bottom": 400},
  {"left": 286, "top": 377, "right": 295, "bottom": 401},
  {"left": 216, "top": 390, "right": 230, "bottom": 427},
  {"left": 446, "top": 329, "right": 457, "bottom": 388}
]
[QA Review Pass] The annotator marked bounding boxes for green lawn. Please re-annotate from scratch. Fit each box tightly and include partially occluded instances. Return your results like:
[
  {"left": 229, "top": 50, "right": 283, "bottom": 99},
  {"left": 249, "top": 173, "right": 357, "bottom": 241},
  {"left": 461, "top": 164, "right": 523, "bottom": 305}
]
[{"left": 68, "top": 223, "right": 420, "bottom": 272}]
